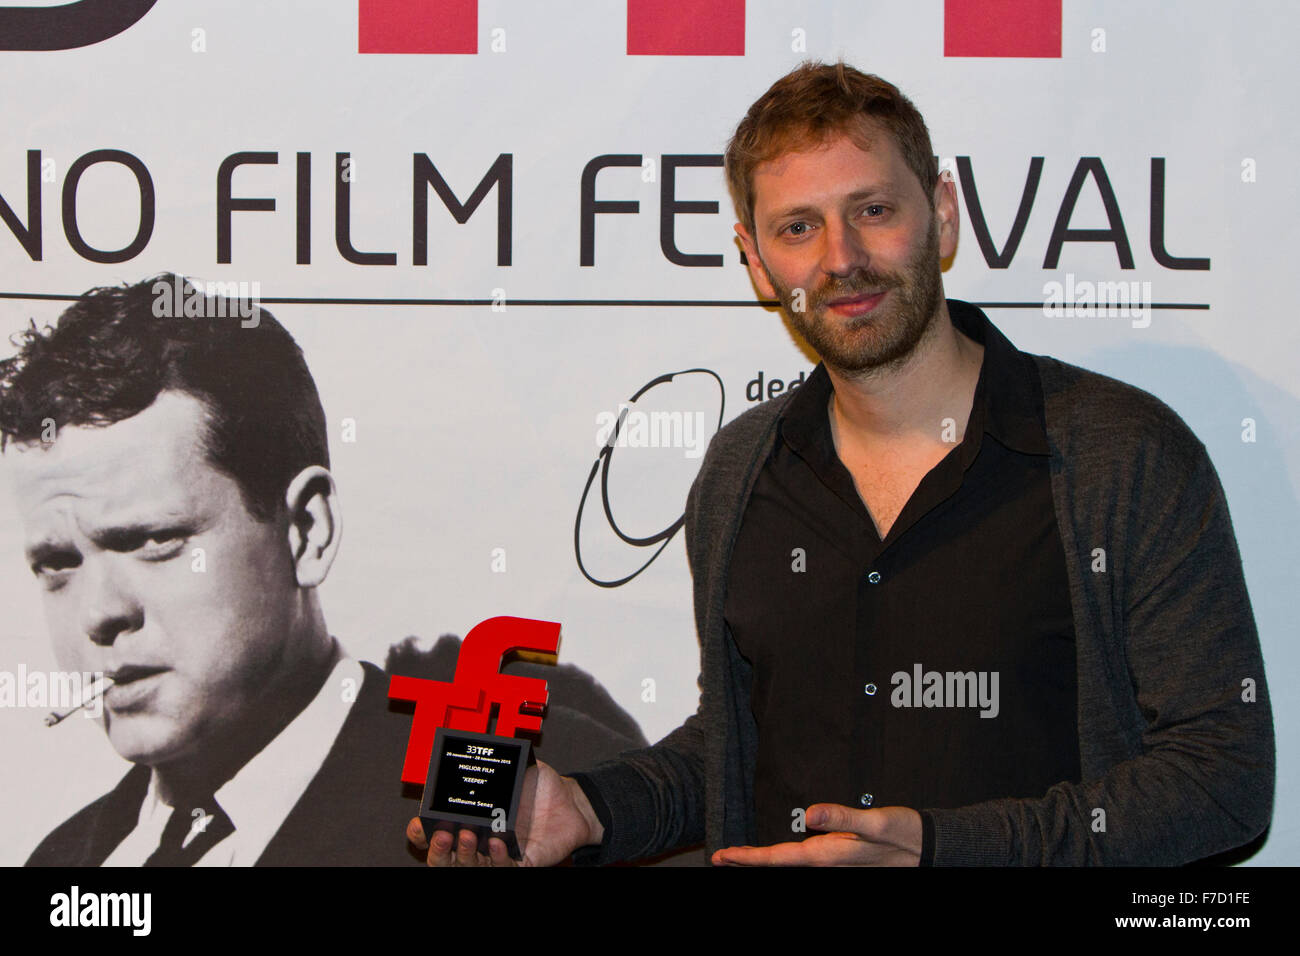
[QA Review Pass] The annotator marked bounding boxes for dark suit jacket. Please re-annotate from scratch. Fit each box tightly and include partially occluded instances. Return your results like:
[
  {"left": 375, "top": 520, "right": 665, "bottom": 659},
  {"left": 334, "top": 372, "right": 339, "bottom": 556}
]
[
  {"left": 27, "top": 648, "right": 648, "bottom": 866},
  {"left": 27, "top": 662, "right": 424, "bottom": 866}
]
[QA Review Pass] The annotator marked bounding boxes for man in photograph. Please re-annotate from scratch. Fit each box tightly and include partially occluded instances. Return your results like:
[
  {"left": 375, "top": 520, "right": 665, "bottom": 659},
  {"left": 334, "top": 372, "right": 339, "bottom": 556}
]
[{"left": 1, "top": 275, "right": 644, "bottom": 866}]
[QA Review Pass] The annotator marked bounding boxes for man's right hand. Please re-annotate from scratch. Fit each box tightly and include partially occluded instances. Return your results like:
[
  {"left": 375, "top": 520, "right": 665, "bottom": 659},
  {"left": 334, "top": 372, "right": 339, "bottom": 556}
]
[{"left": 406, "top": 759, "right": 604, "bottom": 866}]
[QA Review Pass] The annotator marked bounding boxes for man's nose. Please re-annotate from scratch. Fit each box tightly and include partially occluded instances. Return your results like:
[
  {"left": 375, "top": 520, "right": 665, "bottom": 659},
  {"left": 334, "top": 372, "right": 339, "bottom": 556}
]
[
  {"left": 820, "top": 216, "right": 869, "bottom": 279},
  {"left": 79, "top": 559, "right": 143, "bottom": 646}
]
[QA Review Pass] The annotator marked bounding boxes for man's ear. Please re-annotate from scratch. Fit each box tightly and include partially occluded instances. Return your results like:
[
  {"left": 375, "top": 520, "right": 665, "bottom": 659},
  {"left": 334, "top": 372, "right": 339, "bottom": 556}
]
[
  {"left": 284, "top": 465, "right": 341, "bottom": 588},
  {"left": 933, "top": 173, "right": 960, "bottom": 260},
  {"left": 734, "top": 223, "right": 778, "bottom": 300}
]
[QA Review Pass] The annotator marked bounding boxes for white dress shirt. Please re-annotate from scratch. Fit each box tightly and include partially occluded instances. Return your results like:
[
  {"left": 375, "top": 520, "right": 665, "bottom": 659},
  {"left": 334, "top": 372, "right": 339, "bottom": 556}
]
[{"left": 103, "top": 651, "right": 365, "bottom": 866}]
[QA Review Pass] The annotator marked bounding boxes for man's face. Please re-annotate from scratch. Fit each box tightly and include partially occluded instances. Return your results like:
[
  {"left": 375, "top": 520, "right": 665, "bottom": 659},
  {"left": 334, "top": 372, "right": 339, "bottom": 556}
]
[
  {"left": 8, "top": 391, "right": 301, "bottom": 769},
  {"left": 736, "top": 124, "right": 956, "bottom": 375}
]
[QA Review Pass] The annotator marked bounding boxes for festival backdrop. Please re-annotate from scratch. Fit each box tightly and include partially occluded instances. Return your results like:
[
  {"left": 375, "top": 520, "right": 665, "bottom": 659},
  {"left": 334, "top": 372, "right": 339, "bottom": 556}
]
[{"left": 0, "top": 0, "right": 1294, "bottom": 865}]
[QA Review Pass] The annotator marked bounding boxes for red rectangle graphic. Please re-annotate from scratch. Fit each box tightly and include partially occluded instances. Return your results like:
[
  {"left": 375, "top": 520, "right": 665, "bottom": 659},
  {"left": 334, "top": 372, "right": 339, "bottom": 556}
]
[
  {"left": 359, "top": 0, "right": 477, "bottom": 54},
  {"left": 944, "top": 0, "right": 1061, "bottom": 58},
  {"left": 628, "top": 0, "right": 745, "bottom": 56}
]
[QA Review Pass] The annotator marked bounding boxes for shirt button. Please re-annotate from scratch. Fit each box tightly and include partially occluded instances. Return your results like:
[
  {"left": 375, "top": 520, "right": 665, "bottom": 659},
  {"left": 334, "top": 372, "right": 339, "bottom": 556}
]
[
  {"left": 864, "top": 683, "right": 877, "bottom": 696},
  {"left": 867, "top": 570, "right": 882, "bottom": 584},
  {"left": 859, "top": 793, "right": 874, "bottom": 807}
]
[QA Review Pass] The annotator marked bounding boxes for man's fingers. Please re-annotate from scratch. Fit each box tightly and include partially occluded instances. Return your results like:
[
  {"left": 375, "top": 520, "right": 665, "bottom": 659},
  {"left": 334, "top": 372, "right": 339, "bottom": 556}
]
[
  {"left": 408, "top": 817, "right": 465, "bottom": 867},
  {"left": 425, "top": 828, "right": 456, "bottom": 866},
  {"left": 408, "top": 816, "right": 460, "bottom": 868},
  {"left": 413, "top": 824, "right": 510, "bottom": 867},
  {"left": 712, "top": 843, "right": 805, "bottom": 867},
  {"left": 806, "top": 802, "right": 871, "bottom": 835},
  {"left": 487, "top": 837, "right": 517, "bottom": 867},
  {"left": 407, "top": 816, "right": 428, "bottom": 849},
  {"left": 455, "top": 828, "right": 483, "bottom": 866},
  {"left": 711, "top": 845, "right": 759, "bottom": 866}
]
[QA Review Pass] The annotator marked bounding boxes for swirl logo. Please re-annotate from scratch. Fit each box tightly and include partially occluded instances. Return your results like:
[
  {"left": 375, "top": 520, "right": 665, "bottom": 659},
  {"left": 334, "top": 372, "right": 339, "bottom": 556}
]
[{"left": 574, "top": 368, "right": 724, "bottom": 587}]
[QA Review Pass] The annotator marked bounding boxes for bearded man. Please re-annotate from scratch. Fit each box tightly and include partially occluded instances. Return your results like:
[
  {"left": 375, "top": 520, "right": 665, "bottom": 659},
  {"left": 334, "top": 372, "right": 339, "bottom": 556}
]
[{"left": 410, "top": 61, "right": 1274, "bottom": 868}]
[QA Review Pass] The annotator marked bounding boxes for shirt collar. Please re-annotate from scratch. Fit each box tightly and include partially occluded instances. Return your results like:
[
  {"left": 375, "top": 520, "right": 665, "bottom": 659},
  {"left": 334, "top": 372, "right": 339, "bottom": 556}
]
[
  {"left": 138, "top": 641, "right": 363, "bottom": 866},
  {"left": 948, "top": 299, "right": 1049, "bottom": 456},
  {"left": 208, "top": 646, "right": 361, "bottom": 863},
  {"left": 780, "top": 299, "right": 1048, "bottom": 458}
]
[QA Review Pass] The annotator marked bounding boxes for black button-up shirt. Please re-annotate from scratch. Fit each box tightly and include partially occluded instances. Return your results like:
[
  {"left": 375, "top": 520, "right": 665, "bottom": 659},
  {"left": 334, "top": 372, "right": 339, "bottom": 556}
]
[{"left": 724, "top": 301, "right": 1080, "bottom": 861}]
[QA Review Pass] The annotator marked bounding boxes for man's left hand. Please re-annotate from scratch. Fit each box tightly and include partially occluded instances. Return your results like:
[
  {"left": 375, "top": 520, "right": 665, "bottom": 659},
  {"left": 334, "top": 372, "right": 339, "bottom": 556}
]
[{"left": 711, "top": 805, "right": 922, "bottom": 867}]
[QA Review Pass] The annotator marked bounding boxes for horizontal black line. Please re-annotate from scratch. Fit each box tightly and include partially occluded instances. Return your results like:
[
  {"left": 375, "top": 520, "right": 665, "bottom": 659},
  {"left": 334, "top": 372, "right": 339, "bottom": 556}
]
[
  {"left": 977, "top": 301, "right": 1210, "bottom": 311},
  {"left": 0, "top": 292, "right": 1210, "bottom": 310},
  {"left": 266, "top": 298, "right": 775, "bottom": 307},
  {"left": 0, "top": 292, "right": 83, "bottom": 302}
]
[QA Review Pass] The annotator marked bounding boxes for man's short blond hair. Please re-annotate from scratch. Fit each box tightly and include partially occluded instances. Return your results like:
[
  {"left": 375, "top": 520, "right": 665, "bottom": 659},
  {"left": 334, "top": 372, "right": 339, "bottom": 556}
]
[{"left": 725, "top": 61, "right": 939, "bottom": 235}]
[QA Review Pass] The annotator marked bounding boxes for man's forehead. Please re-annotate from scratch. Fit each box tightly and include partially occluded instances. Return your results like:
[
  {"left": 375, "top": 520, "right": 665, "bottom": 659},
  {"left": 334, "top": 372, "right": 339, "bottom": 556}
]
[
  {"left": 751, "top": 126, "right": 910, "bottom": 212},
  {"left": 7, "top": 392, "right": 214, "bottom": 510},
  {"left": 758, "top": 117, "right": 897, "bottom": 168}
]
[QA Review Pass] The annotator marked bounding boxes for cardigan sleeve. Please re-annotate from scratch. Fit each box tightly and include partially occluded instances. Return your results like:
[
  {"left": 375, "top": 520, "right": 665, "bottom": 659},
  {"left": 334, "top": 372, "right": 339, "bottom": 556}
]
[
  {"left": 564, "top": 467, "right": 718, "bottom": 863},
  {"left": 565, "top": 400, "right": 783, "bottom": 863},
  {"left": 924, "top": 414, "right": 1274, "bottom": 864},
  {"left": 569, "top": 712, "right": 710, "bottom": 863}
]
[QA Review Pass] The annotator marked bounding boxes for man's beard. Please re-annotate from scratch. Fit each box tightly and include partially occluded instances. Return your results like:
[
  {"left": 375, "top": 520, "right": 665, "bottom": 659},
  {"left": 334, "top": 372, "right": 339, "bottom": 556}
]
[{"left": 766, "top": 216, "right": 943, "bottom": 377}]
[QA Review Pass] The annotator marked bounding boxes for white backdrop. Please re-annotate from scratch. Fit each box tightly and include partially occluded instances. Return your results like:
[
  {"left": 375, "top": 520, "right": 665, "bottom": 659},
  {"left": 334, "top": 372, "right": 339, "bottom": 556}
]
[{"left": 0, "top": 0, "right": 1294, "bottom": 865}]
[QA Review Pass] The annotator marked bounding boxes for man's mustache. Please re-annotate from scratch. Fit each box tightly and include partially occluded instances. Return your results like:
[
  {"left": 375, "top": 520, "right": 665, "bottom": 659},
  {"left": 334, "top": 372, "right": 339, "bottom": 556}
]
[{"left": 806, "top": 269, "right": 902, "bottom": 310}]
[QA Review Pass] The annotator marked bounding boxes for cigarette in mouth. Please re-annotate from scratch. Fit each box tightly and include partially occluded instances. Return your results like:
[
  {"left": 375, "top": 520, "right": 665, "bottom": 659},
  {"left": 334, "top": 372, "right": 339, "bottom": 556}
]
[{"left": 44, "top": 676, "right": 115, "bottom": 727}]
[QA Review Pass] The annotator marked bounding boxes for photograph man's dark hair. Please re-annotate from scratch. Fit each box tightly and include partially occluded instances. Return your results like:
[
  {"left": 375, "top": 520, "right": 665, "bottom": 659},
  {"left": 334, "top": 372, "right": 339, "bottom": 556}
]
[{"left": 0, "top": 275, "right": 328, "bottom": 522}]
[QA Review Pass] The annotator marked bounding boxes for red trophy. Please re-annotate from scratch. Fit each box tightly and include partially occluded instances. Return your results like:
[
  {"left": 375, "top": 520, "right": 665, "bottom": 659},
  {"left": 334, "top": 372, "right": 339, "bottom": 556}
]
[{"left": 389, "top": 616, "right": 560, "bottom": 858}]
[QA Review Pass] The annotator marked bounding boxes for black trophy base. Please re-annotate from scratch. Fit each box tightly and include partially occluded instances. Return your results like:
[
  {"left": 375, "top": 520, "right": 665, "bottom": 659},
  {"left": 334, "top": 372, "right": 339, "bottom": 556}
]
[{"left": 418, "top": 727, "right": 532, "bottom": 859}]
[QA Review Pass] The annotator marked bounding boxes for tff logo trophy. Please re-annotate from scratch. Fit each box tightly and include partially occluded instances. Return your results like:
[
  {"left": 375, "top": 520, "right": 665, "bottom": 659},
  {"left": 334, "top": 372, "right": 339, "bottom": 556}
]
[{"left": 388, "top": 615, "right": 560, "bottom": 859}]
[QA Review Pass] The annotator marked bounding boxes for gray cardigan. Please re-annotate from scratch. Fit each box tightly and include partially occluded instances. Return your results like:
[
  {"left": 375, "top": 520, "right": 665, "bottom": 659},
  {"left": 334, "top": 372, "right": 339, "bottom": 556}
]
[{"left": 580, "top": 316, "right": 1275, "bottom": 865}]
